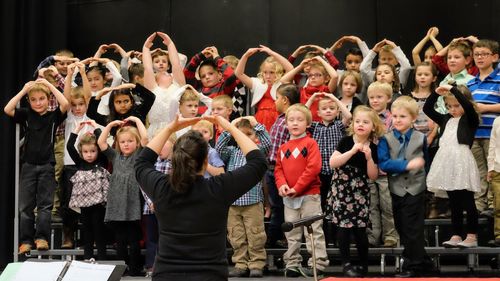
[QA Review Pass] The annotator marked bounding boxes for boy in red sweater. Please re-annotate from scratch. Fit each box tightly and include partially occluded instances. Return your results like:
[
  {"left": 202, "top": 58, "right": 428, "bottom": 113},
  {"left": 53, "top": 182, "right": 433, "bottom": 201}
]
[{"left": 275, "top": 104, "right": 329, "bottom": 277}]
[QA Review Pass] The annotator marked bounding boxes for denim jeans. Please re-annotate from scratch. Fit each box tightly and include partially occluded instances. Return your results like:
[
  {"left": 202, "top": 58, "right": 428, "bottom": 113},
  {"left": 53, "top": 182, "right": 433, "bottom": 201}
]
[{"left": 19, "top": 162, "right": 56, "bottom": 244}]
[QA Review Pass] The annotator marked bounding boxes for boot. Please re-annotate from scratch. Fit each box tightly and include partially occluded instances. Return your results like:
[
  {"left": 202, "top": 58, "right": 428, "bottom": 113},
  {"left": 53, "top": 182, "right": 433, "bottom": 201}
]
[{"left": 61, "top": 226, "right": 74, "bottom": 249}]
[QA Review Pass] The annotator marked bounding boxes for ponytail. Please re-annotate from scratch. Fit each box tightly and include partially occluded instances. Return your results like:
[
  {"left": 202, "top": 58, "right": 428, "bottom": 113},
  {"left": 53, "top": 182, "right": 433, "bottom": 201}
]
[{"left": 170, "top": 131, "right": 208, "bottom": 193}]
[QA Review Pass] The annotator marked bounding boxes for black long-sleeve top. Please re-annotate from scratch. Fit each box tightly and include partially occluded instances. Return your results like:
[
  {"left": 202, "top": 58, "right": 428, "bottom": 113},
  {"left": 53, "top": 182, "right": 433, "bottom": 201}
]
[
  {"left": 66, "top": 132, "right": 108, "bottom": 170},
  {"left": 134, "top": 147, "right": 267, "bottom": 280}
]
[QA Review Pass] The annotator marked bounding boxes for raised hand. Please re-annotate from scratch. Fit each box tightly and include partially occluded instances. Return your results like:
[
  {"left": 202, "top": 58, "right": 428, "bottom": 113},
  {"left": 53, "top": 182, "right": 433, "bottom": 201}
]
[
  {"left": 144, "top": 32, "right": 157, "bottom": 49},
  {"left": 157, "top": 32, "right": 172, "bottom": 45},
  {"left": 435, "top": 85, "right": 452, "bottom": 95},
  {"left": 372, "top": 39, "right": 387, "bottom": 53}
]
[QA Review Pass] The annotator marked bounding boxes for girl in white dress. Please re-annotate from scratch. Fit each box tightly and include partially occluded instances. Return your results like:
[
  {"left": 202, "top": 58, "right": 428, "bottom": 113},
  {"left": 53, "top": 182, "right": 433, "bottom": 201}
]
[{"left": 423, "top": 84, "right": 480, "bottom": 248}]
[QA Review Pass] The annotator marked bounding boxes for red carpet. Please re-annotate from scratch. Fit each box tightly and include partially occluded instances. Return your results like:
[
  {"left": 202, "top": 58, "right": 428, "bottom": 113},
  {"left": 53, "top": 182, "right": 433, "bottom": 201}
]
[{"left": 322, "top": 278, "right": 500, "bottom": 281}]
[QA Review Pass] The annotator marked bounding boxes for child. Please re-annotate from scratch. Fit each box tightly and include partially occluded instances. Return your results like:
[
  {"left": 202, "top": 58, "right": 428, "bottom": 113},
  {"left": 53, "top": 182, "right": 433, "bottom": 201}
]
[
  {"left": 329, "top": 106, "right": 383, "bottom": 277},
  {"left": 338, "top": 71, "right": 364, "bottom": 114},
  {"left": 287, "top": 44, "right": 340, "bottom": 87},
  {"left": 223, "top": 55, "right": 247, "bottom": 118},
  {"left": 367, "top": 81, "right": 393, "bottom": 129},
  {"left": 211, "top": 94, "right": 233, "bottom": 142},
  {"left": 467, "top": 39, "right": 500, "bottom": 215},
  {"left": 97, "top": 116, "right": 148, "bottom": 276},
  {"left": 281, "top": 56, "right": 339, "bottom": 122},
  {"left": 378, "top": 96, "right": 431, "bottom": 277},
  {"left": 487, "top": 116, "right": 500, "bottom": 246},
  {"left": 215, "top": 116, "right": 271, "bottom": 278},
  {"left": 235, "top": 45, "right": 294, "bottom": 131},
  {"left": 275, "top": 104, "right": 329, "bottom": 277},
  {"left": 192, "top": 120, "right": 225, "bottom": 178},
  {"left": 67, "top": 121, "right": 109, "bottom": 260},
  {"left": 411, "top": 27, "right": 444, "bottom": 65},
  {"left": 305, "top": 92, "right": 352, "bottom": 212},
  {"left": 329, "top": 35, "right": 370, "bottom": 73},
  {"left": 432, "top": 36, "right": 479, "bottom": 77},
  {"left": 374, "top": 63, "right": 402, "bottom": 101},
  {"left": 4, "top": 79, "right": 69, "bottom": 254},
  {"left": 438, "top": 40, "right": 476, "bottom": 87},
  {"left": 172, "top": 85, "right": 212, "bottom": 137},
  {"left": 265, "top": 83, "right": 300, "bottom": 249},
  {"left": 424, "top": 85, "right": 480, "bottom": 249}
]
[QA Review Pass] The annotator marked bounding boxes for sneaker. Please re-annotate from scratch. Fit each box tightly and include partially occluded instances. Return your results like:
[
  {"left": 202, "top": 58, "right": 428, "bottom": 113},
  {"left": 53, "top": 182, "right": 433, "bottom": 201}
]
[
  {"left": 34, "top": 239, "right": 49, "bottom": 251},
  {"left": 383, "top": 238, "right": 398, "bottom": 248},
  {"left": 228, "top": 267, "right": 249, "bottom": 277},
  {"left": 299, "top": 267, "right": 324, "bottom": 278},
  {"left": 442, "top": 237, "right": 462, "bottom": 248},
  {"left": 249, "top": 269, "right": 263, "bottom": 278},
  {"left": 284, "top": 266, "right": 302, "bottom": 277},
  {"left": 457, "top": 239, "right": 478, "bottom": 248},
  {"left": 342, "top": 263, "right": 362, "bottom": 277},
  {"left": 18, "top": 243, "right": 32, "bottom": 254}
]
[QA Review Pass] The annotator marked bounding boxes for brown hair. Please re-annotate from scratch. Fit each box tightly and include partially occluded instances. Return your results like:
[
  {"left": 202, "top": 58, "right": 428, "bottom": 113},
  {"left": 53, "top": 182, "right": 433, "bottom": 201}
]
[
  {"left": 347, "top": 105, "right": 385, "bottom": 141},
  {"left": 179, "top": 89, "right": 200, "bottom": 105},
  {"left": 373, "top": 63, "right": 400, "bottom": 93},
  {"left": 448, "top": 41, "right": 472, "bottom": 58},
  {"left": 339, "top": 70, "right": 362, "bottom": 93},
  {"left": 78, "top": 132, "right": 98, "bottom": 156},
  {"left": 28, "top": 82, "right": 51, "bottom": 99}
]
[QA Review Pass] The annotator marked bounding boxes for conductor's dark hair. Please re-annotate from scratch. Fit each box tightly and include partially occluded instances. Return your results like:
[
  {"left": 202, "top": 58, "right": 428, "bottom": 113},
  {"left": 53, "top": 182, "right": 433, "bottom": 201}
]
[{"left": 170, "top": 130, "right": 208, "bottom": 193}]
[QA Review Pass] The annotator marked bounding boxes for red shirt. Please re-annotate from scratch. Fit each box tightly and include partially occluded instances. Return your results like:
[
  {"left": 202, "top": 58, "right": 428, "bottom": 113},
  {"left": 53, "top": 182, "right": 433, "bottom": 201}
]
[{"left": 300, "top": 84, "right": 330, "bottom": 122}]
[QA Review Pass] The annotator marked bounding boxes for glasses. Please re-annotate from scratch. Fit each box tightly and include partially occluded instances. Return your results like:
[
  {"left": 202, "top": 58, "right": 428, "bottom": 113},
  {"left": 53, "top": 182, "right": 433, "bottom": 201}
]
[
  {"left": 308, "top": 73, "right": 323, "bottom": 78},
  {"left": 473, "top": 53, "right": 493, "bottom": 58}
]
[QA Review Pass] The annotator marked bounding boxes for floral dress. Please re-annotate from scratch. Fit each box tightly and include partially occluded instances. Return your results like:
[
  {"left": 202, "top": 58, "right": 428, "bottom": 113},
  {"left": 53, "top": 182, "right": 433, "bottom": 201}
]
[{"left": 327, "top": 136, "right": 378, "bottom": 228}]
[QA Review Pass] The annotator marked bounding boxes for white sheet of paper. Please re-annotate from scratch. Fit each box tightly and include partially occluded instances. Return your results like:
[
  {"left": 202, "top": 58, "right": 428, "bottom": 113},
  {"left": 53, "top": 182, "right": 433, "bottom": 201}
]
[
  {"left": 13, "top": 261, "right": 67, "bottom": 281},
  {"left": 61, "top": 261, "right": 114, "bottom": 281}
]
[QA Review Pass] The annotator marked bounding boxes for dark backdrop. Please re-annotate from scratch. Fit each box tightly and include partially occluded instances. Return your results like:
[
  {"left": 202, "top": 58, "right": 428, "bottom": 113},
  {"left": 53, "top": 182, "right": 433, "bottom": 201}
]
[{"left": 1, "top": 0, "right": 499, "bottom": 269}]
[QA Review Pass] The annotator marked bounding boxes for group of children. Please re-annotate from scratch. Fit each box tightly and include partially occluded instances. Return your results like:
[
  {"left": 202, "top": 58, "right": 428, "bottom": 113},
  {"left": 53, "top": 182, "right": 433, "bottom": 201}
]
[{"left": 5, "top": 27, "right": 500, "bottom": 278}]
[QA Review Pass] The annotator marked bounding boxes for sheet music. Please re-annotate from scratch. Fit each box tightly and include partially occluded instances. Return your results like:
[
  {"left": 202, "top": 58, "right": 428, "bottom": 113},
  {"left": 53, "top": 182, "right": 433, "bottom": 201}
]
[
  {"left": 61, "top": 261, "right": 114, "bottom": 281},
  {"left": 13, "top": 261, "right": 67, "bottom": 281}
]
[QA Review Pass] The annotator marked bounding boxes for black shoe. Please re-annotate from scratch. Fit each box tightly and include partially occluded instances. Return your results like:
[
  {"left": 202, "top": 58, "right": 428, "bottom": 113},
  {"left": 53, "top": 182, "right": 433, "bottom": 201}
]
[
  {"left": 343, "top": 263, "right": 362, "bottom": 277},
  {"left": 395, "top": 270, "right": 418, "bottom": 278},
  {"left": 284, "top": 267, "right": 302, "bottom": 278},
  {"left": 354, "top": 265, "right": 368, "bottom": 276},
  {"left": 228, "top": 267, "right": 249, "bottom": 277}
]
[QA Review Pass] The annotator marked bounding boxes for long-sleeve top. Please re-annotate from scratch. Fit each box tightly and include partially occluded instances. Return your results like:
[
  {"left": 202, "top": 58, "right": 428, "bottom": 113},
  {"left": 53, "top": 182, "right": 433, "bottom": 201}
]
[
  {"left": 309, "top": 120, "right": 345, "bottom": 175},
  {"left": 274, "top": 135, "right": 322, "bottom": 196},
  {"left": 288, "top": 51, "right": 339, "bottom": 87},
  {"left": 423, "top": 86, "right": 479, "bottom": 148},
  {"left": 66, "top": 132, "right": 108, "bottom": 170},
  {"left": 431, "top": 54, "right": 479, "bottom": 77},
  {"left": 268, "top": 113, "right": 289, "bottom": 164},
  {"left": 135, "top": 147, "right": 267, "bottom": 279}
]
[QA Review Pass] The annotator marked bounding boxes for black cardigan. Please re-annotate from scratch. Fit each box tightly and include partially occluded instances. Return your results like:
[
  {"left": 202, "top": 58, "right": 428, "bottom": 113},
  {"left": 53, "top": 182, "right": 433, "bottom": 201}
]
[{"left": 422, "top": 86, "right": 479, "bottom": 148}]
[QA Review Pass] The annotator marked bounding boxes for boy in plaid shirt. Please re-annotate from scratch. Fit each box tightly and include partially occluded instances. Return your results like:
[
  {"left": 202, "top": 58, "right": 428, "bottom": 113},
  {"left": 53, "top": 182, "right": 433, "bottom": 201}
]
[{"left": 215, "top": 116, "right": 271, "bottom": 278}]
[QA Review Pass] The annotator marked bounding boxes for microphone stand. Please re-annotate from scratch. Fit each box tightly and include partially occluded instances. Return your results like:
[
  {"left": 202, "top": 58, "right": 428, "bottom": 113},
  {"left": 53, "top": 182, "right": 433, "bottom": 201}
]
[{"left": 306, "top": 224, "right": 319, "bottom": 281}]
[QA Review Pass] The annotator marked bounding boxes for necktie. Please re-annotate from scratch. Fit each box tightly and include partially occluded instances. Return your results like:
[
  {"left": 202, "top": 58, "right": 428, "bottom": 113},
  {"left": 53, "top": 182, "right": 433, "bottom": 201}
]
[{"left": 397, "top": 135, "right": 408, "bottom": 160}]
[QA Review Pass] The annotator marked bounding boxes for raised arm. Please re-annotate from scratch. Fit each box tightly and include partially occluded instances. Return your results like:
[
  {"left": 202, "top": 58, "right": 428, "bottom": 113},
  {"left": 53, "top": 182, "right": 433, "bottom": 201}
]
[
  {"left": 97, "top": 120, "right": 122, "bottom": 151},
  {"left": 158, "top": 32, "right": 186, "bottom": 86},
  {"left": 235, "top": 48, "right": 260, "bottom": 89},
  {"left": 125, "top": 116, "right": 149, "bottom": 146},
  {"left": 325, "top": 93, "right": 352, "bottom": 125},
  {"left": 260, "top": 45, "right": 294, "bottom": 73},
  {"left": 412, "top": 27, "right": 433, "bottom": 65},
  {"left": 4, "top": 81, "right": 34, "bottom": 117},
  {"left": 142, "top": 32, "right": 158, "bottom": 90},
  {"left": 38, "top": 78, "right": 69, "bottom": 113},
  {"left": 314, "top": 56, "right": 339, "bottom": 92},
  {"left": 280, "top": 58, "right": 307, "bottom": 83}
]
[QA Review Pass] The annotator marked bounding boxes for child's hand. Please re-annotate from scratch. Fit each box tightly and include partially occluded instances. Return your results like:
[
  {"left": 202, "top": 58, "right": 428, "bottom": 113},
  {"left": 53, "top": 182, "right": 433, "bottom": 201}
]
[
  {"left": 108, "top": 43, "right": 127, "bottom": 57},
  {"left": 97, "top": 44, "right": 109, "bottom": 55},
  {"left": 286, "top": 187, "right": 298, "bottom": 197},
  {"left": 35, "top": 78, "right": 52, "bottom": 88},
  {"left": 201, "top": 47, "right": 212, "bottom": 58},
  {"left": 259, "top": 45, "right": 273, "bottom": 55},
  {"left": 124, "top": 116, "right": 140, "bottom": 124},
  {"left": 244, "top": 47, "right": 260, "bottom": 57},
  {"left": 208, "top": 46, "right": 219, "bottom": 58},
  {"left": 204, "top": 115, "right": 231, "bottom": 130},
  {"left": 308, "top": 44, "right": 326, "bottom": 54},
  {"left": 291, "top": 45, "right": 309, "bottom": 57},
  {"left": 80, "top": 57, "right": 94, "bottom": 65},
  {"left": 22, "top": 81, "right": 36, "bottom": 93},
  {"left": 362, "top": 144, "right": 372, "bottom": 161},
  {"left": 323, "top": 92, "right": 338, "bottom": 102},
  {"left": 144, "top": 32, "right": 157, "bottom": 49},
  {"left": 230, "top": 116, "right": 242, "bottom": 126},
  {"left": 487, "top": 171, "right": 493, "bottom": 183},
  {"left": 351, "top": 142, "right": 364, "bottom": 153},
  {"left": 465, "top": 35, "right": 479, "bottom": 44},
  {"left": 384, "top": 39, "right": 397, "bottom": 48},
  {"left": 244, "top": 116, "right": 258, "bottom": 127},
  {"left": 96, "top": 87, "right": 113, "bottom": 100},
  {"left": 330, "top": 37, "right": 346, "bottom": 52},
  {"left": 372, "top": 39, "right": 387, "bottom": 53},
  {"left": 156, "top": 32, "right": 172, "bottom": 45},
  {"left": 74, "top": 120, "right": 91, "bottom": 133},
  {"left": 345, "top": 35, "right": 362, "bottom": 44},
  {"left": 94, "top": 57, "right": 111, "bottom": 64},
  {"left": 435, "top": 85, "right": 452, "bottom": 95},
  {"left": 108, "top": 120, "right": 125, "bottom": 128},
  {"left": 278, "top": 184, "right": 289, "bottom": 197},
  {"left": 427, "top": 27, "right": 439, "bottom": 38},
  {"left": 116, "top": 83, "right": 136, "bottom": 90},
  {"left": 406, "top": 157, "right": 425, "bottom": 170}
]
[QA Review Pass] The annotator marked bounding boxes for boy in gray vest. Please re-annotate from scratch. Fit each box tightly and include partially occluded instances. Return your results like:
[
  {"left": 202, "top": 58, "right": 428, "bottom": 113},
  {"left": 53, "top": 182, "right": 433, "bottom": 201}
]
[{"left": 377, "top": 96, "right": 431, "bottom": 277}]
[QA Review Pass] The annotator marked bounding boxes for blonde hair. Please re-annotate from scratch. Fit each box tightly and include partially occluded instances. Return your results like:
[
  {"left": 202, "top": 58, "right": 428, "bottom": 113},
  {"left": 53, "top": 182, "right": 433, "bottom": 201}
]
[
  {"left": 115, "top": 126, "right": 141, "bottom": 154},
  {"left": 179, "top": 89, "right": 199, "bottom": 105},
  {"left": 347, "top": 105, "right": 385, "bottom": 141},
  {"left": 367, "top": 81, "right": 393, "bottom": 99},
  {"left": 391, "top": 96, "right": 419, "bottom": 118},
  {"left": 443, "top": 85, "right": 481, "bottom": 122},
  {"left": 28, "top": 82, "right": 51, "bottom": 98},
  {"left": 223, "top": 55, "right": 239, "bottom": 69},
  {"left": 285, "top": 104, "right": 312, "bottom": 125},
  {"left": 339, "top": 71, "right": 362, "bottom": 93},
  {"left": 257, "top": 56, "right": 284, "bottom": 83},
  {"left": 212, "top": 94, "right": 233, "bottom": 109},
  {"left": 70, "top": 87, "right": 86, "bottom": 102},
  {"left": 192, "top": 120, "right": 214, "bottom": 137}
]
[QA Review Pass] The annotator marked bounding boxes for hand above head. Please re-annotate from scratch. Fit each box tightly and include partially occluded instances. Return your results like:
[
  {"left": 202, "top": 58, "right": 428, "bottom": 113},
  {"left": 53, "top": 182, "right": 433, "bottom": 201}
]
[
  {"left": 435, "top": 85, "right": 453, "bottom": 95},
  {"left": 95, "top": 87, "right": 113, "bottom": 100},
  {"left": 108, "top": 43, "right": 127, "bottom": 57},
  {"left": 259, "top": 44, "right": 273, "bottom": 55},
  {"left": 291, "top": 45, "right": 310, "bottom": 57},
  {"left": 22, "top": 81, "right": 36, "bottom": 93},
  {"left": 372, "top": 39, "right": 387, "bottom": 53},
  {"left": 330, "top": 37, "right": 346, "bottom": 52},
  {"left": 156, "top": 32, "right": 172, "bottom": 45},
  {"left": 108, "top": 119, "right": 125, "bottom": 128},
  {"left": 207, "top": 46, "right": 219, "bottom": 58},
  {"left": 143, "top": 32, "right": 157, "bottom": 49},
  {"left": 97, "top": 44, "right": 109, "bottom": 55},
  {"left": 201, "top": 46, "right": 213, "bottom": 58},
  {"left": 308, "top": 44, "right": 326, "bottom": 54},
  {"left": 244, "top": 47, "right": 261, "bottom": 57},
  {"left": 427, "top": 26, "right": 439, "bottom": 38},
  {"left": 384, "top": 39, "right": 397, "bottom": 48}
]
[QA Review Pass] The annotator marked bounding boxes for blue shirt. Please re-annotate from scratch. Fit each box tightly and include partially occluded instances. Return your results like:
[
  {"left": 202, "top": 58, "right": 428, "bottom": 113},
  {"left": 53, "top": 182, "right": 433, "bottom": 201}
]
[
  {"left": 378, "top": 128, "right": 428, "bottom": 174},
  {"left": 204, "top": 146, "right": 225, "bottom": 178}
]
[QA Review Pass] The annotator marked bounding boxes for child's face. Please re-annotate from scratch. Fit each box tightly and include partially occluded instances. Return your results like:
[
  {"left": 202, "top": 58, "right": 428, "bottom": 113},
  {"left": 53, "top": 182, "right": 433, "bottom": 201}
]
[
  {"left": 199, "top": 65, "right": 221, "bottom": 88},
  {"left": 192, "top": 125, "right": 213, "bottom": 142},
  {"left": 286, "top": 110, "right": 308, "bottom": 138},
  {"left": 341, "top": 75, "right": 358, "bottom": 98},
  {"left": 447, "top": 49, "right": 469, "bottom": 74},
  {"left": 179, "top": 100, "right": 198, "bottom": 118},
  {"left": 368, "top": 90, "right": 390, "bottom": 113},
  {"left": 87, "top": 70, "right": 105, "bottom": 92},
  {"left": 375, "top": 65, "right": 395, "bottom": 84},
  {"left": 391, "top": 107, "right": 415, "bottom": 134},
  {"left": 424, "top": 48, "right": 436, "bottom": 63},
  {"left": 353, "top": 111, "right": 374, "bottom": 138},
  {"left": 153, "top": 55, "right": 169, "bottom": 73},
  {"left": 415, "top": 65, "right": 436, "bottom": 89},
  {"left": 378, "top": 51, "right": 397, "bottom": 66},
  {"left": 238, "top": 127, "right": 257, "bottom": 143},
  {"left": 275, "top": 93, "right": 287, "bottom": 114},
  {"left": 344, "top": 54, "right": 363, "bottom": 72},
  {"left": 28, "top": 91, "right": 49, "bottom": 115},
  {"left": 307, "top": 67, "right": 326, "bottom": 87},
  {"left": 444, "top": 96, "right": 464, "bottom": 118},
  {"left": 317, "top": 99, "right": 339, "bottom": 123},
  {"left": 70, "top": 97, "right": 87, "bottom": 117},
  {"left": 113, "top": 94, "right": 133, "bottom": 115},
  {"left": 261, "top": 62, "right": 278, "bottom": 85},
  {"left": 473, "top": 47, "right": 498, "bottom": 70},
  {"left": 117, "top": 132, "right": 139, "bottom": 156},
  {"left": 54, "top": 58, "right": 71, "bottom": 76},
  {"left": 159, "top": 139, "right": 174, "bottom": 159},
  {"left": 81, "top": 143, "right": 98, "bottom": 163},
  {"left": 211, "top": 101, "right": 231, "bottom": 120}
]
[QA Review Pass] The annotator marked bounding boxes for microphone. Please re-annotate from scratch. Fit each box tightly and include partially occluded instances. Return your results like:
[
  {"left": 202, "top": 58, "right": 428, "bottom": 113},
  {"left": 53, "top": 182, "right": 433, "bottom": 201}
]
[{"left": 281, "top": 213, "right": 326, "bottom": 232}]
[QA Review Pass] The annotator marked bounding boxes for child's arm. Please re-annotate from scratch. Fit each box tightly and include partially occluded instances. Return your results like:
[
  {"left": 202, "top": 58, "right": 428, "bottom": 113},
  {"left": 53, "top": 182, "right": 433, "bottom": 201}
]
[
  {"left": 286, "top": 140, "right": 322, "bottom": 197},
  {"left": 325, "top": 93, "right": 352, "bottom": 125},
  {"left": 360, "top": 40, "right": 385, "bottom": 74},
  {"left": 412, "top": 27, "right": 433, "bottom": 65},
  {"left": 280, "top": 58, "right": 307, "bottom": 83},
  {"left": 428, "top": 27, "right": 444, "bottom": 52},
  {"left": 158, "top": 32, "right": 186, "bottom": 86},
  {"left": 4, "top": 81, "right": 35, "bottom": 117},
  {"left": 142, "top": 32, "right": 158, "bottom": 91},
  {"left": 308, "top": 45, "right": 340, "bottom": 69},
  {"left": 206, "top": 148, "right": 225, "bottom": 176},
  {"left": 289, "top": 45, "right": 309, "bottom": 64},
  {"left": 125, "top": 116, "right": 149, "bottom": 146},
  {"left": 183, "top": 48, "right": 208, "bottom": 88},
  {"left": 259, "top": 45, "right": 294, "bottom": 73},
  {"left": 422, "top": 89, "right": 447, "bottom": 125},
  {"left": 39, "top": 78, "right": 69, "bottom": 113},
  {"left": 378, "top": 136, "right": 425, "bottom": 175},
  {"left": 133, "top": 83, "right": 156, "bottom": 121},
  {"left": 214, "top": 130, "right": 232, "bottom": 163},
  {"left": 63, "top": 64, "right": 77, "bottom": 102},
  {"left": 97, "top": 120, "right": 123, "bottom": 151},
  {"left": 235, "top": 48, "right": 261, "bottom": 89},
  {"left": 67, "top": 121, "right": 92, "bottom": 165},
  {"left": 247, "top": 116, "right": 272, "bottom": 155},
  {"left": 362, "top": 143, "right": 379, "bottom": 180},
  {"left": 329, "top": 142, "right": 363, "bottom": 168},
  {"left": 487, "top": 117, "right": 500, "bottom": 182},
  {"left": 305, "top": 92, "right": 322, "bottom": 108},
  {"left": 446, "top": 85, "right": 480, "bottom": 127},
  {"left": 313, "top": 56, "right": 339, "bottom": 92},
  {"left": 385, "top": 39, "right": 412, "bottom": 87},
  {"left": 107, "top": 43, "right": 130, "bottom": 82}
]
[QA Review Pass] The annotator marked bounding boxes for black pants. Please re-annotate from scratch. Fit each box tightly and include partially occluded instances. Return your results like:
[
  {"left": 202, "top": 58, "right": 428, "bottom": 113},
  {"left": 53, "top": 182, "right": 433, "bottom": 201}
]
[
  {"left": 336, "top": 227, "right": 368, "bottom": 268},
  {"left": 391, "top": 192, "right": 427, "bottom": 271},
  {"left": 319, "top": 173, "right": 333, "bottom": 213},
  {"left": 81, "top": 204, "right": 106, "bottom": 259},
  {"left": 446, "top": 190, "right": 478, "bottom": 235},
  {"left": 110, "top": 220, "right": 142, "bottom": 273},
  {"left": 60, "top": 165, "right": 80, "bottom": 228}
]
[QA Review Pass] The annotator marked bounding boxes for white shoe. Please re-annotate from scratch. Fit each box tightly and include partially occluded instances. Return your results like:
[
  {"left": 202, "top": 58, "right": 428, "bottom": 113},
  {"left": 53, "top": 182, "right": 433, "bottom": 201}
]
[
  {"left": 443, "top": 238, "right": 462, "bottom": 248},
  {"left": 457, "top": 239, "right": 478, "bottom": 248}
]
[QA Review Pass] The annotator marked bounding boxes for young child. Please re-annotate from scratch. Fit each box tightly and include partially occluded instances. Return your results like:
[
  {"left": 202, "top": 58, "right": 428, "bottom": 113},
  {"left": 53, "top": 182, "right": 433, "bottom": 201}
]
[
  {"left": 438, "top": 40, "right": 476, "bottom": 87},
  {"left": 374, "top": 63, "right": 402, "bottom": 101},
  {"left": 4, "top": 79, "right": 69, "bottom": 254},
  {"left": 172, "top": 85, "right": 212, "bottom": 137},
  {"left": 329, "top": 106, "right": 383, "bottom": 277},
  {"left": 211, "top": 94, "right": 234, "bottom": 142},
  {"left": 424, "top": 85, "right": 481, "bottom": 249},
  {"left": 265, "top": 83, "right": 300, "bottom": 249},
  {"left": 367, "top": 81, "right": 393, "bottom": 129},
  {"left": 67, "top": 121, "right": 109, "bottom": 260},
  {"left": 275, "top": 104, "right": 329, "bottom": 277},
  {"left": 487, "top": 116, "right": 500, "bottom": 247},
  {"left": 338, "top": 71, "right": 364, "bottom": 114},
  {"left": 215, "top": 116, "right": 271, "bottom": 278},
  {"left": 235, "top": 45, "right": 294, "bottom": 131},
  {"left": 467, "top": 39, "right": 500, "bottom": 216},
  {"left": 223, "top": 55, "right": 248, "bottom": 118},
  {"left": 305, "top": 92, "right": 352, "bottom": 212},
  {"left": 287, "top": 44, "right": 340, "bottom": 87},
  {"left": 432, "top": 36, "right": 479, "bottom": 78},
  {"left": 378, "top": 96, "right": 431, "bottom": 277},
  {"left": 329, "top": 35, "right": 370, "bottom": 73},
  {"left": 97, "top": 116, "right": 148, "bottom": 276},
  {"left": 192, "top": 120, "right": 225, "bottom": 178}
]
